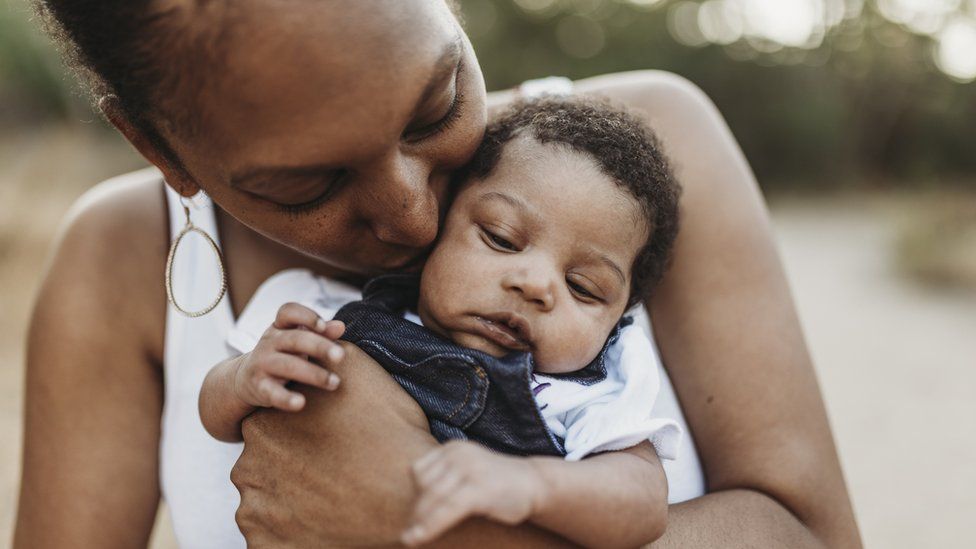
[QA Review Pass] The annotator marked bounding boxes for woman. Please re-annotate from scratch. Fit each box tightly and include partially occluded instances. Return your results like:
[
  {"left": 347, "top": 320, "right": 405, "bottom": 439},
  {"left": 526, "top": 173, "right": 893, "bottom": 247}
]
[{"left": 15, "top": 1, "right": 860, "bottom": 547}]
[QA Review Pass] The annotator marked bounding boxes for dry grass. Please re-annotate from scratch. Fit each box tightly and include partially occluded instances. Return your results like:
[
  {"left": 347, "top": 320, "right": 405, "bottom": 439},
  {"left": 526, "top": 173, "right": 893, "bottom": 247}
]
[{"left": 893, "top": 194, "right": 976, "bottom": 291}]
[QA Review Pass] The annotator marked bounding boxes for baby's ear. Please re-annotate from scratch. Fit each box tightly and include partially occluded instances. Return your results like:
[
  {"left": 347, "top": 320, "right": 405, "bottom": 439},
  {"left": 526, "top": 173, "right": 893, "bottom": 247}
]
[{"left": 99, "top": 95, "right": 200, "bottom": 198}]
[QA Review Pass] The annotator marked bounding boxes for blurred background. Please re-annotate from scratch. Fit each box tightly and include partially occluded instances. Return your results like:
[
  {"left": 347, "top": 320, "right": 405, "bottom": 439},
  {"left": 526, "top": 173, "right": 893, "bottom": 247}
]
[{"left": 1, "top": 0, "right": 974, "bottom": 547}]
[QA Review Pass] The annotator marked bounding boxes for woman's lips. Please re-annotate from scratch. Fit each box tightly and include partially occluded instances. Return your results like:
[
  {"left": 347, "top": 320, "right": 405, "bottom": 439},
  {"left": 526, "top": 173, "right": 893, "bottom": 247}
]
[{"left": 471, "top": 313, "right": 533, "bottom": 352}]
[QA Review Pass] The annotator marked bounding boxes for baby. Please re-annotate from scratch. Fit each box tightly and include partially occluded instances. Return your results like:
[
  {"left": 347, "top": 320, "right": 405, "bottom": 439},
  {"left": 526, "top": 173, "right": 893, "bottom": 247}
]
[{"left": 200, "top": 97, "right": 682, "bottom": 547}]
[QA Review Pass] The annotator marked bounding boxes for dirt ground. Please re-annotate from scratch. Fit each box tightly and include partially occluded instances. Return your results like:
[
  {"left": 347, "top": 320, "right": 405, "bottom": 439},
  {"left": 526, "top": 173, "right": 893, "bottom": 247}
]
[{"left": 1, "top": 128, "right": 974, "bottom": 548}]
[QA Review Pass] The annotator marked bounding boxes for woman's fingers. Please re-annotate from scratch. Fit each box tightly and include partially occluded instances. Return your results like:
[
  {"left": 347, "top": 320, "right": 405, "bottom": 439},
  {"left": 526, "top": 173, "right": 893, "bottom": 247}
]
[
  {"left": 274, "top": 329, "right": 345, "bottom": 366},
  {"left": 257, "top": 378, "right": 305, "bottom": 411},
  {"left": 264, "top": 353, "right": 339, "bottom": 391}
]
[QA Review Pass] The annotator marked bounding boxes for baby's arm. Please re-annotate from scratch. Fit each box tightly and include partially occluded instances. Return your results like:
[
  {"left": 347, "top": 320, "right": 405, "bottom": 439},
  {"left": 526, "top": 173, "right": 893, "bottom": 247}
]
[
  {"left": 403, "top": 440, "right": 668, "bottom": 549},
  {"left": 199, "top": 303, "right": 346, "bottom": 442}
]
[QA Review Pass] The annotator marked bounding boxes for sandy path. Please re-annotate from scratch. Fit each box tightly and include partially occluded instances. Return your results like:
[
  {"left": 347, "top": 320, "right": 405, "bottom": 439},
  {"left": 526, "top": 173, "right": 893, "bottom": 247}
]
[
  {"left": 771, "top": 200, "right": 976, "bottom": 549},
  {"left": 1, "top": 136, "right": 972, "bottom": 546}
]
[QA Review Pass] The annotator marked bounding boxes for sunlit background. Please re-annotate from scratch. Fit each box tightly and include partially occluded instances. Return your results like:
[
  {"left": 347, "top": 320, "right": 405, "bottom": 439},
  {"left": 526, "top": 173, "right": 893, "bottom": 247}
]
[{"left": 1, "top": 1, "right": 974, "bottom": 547}]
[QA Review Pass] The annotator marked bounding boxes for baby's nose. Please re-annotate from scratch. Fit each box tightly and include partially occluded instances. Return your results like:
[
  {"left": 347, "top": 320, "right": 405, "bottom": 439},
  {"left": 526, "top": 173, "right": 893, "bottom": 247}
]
[{"left": 504, "top": 270, "right": 555, "bottom": 311}]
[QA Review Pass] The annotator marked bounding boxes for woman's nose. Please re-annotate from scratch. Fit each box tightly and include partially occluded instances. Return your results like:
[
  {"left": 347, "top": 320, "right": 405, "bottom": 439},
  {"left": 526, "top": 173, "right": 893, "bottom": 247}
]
[
  {"left": 360, "top": 156, "right": 443, "bottom": 249},
  {"left": 503, "top": 268, "right": 556, "bottom": 312}
]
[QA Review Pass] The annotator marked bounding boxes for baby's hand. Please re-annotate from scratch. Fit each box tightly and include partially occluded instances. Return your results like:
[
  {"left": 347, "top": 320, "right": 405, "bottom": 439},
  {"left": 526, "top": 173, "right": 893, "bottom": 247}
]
[
  {"left": 402, "top": 441, "right": 545, "bottom": 546},
  {"left": 233, "top": 302, "right": 346, "bottom": 412}
]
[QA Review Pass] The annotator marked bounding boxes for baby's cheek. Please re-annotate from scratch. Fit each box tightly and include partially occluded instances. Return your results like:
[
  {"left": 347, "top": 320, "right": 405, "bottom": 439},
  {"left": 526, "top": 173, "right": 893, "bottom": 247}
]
[{"left": 533, "top": 328, "right": 605, "bottom": 374}]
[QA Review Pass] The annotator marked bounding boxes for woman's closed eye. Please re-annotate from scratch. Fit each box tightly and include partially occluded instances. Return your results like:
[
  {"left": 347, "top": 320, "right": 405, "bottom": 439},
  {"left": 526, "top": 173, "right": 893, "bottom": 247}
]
[
  {"left": 403, "top": 58, "right": 466, "bottom": 143},
  {"left": 275, "top": 170, "right": 348, "bottom": 215}
]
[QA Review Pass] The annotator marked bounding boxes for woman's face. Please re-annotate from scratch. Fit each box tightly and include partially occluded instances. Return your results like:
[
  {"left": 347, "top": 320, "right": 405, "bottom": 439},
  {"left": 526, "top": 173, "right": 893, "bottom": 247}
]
[{"left": 161, "top": 1, "right": 486, "bottom": 277}]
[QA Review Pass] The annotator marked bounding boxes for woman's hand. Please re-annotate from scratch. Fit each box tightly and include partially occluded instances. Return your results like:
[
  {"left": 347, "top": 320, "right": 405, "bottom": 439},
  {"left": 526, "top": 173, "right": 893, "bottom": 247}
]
[
  {"left": 232, "top": 342, "right": 575, "bottom": 548},
  {"left": 232, "top": 342, "right": 430, "bottom": 547}
]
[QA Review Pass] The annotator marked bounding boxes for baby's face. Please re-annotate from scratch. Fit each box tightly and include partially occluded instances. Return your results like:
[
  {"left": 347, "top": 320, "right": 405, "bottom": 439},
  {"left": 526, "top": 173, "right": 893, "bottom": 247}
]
[{"left": 417, "top": 134, "right": 648, "bottom": 374}]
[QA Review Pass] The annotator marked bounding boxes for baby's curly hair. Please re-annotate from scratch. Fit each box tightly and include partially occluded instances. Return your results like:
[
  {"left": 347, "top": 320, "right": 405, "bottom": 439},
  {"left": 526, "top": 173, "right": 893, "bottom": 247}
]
[{"left": 464, "top": 97, "right": 682, "bottom": 307}]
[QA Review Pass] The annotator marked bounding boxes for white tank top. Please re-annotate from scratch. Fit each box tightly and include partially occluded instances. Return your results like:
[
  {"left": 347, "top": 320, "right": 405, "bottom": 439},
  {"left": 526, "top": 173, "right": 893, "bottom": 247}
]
[
  {"left": 157, "top": 138, "right": 705, "bottom": 546},
  {"left": 161, "top": 183, "right": 246, "bottom": 548}
]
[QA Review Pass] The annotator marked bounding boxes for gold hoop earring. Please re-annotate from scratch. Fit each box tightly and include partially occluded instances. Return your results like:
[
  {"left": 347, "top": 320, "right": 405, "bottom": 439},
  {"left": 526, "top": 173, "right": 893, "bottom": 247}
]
[{"left": 165, "top": 197, "right": 228, "bottom": 317}]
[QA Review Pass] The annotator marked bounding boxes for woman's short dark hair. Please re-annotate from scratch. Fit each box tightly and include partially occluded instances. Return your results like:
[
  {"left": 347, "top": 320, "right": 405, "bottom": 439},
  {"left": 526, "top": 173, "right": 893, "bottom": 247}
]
[
  {"left": 464, "top": 97, "right": 682, "bottom": 307},
  {"left": 34, "top": 0, "right": 229, "bottom": 170}
]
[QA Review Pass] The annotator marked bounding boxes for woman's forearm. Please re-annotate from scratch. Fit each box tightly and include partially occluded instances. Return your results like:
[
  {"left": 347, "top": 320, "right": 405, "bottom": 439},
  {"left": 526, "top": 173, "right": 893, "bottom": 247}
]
[
  {"left": 656, "top": 490, "right": 826, "bottom": 549},
  {"left": 573, "top": 71, "right": 861, "bottom": 547}
]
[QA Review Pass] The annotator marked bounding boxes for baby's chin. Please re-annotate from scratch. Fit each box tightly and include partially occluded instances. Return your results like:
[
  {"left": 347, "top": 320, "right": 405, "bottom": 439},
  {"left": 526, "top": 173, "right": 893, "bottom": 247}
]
[
  {"left": 449, "top": 331, "right": 516, "bottom": 359},
  {"left": 444, "top": 323, "right": 599, "bottom": 371},
  {"left": 452, "top": 332, "right": 601, "bottom": 375},
  {"left": 531, "top": 356, "right": 594, "bottom": 375}
]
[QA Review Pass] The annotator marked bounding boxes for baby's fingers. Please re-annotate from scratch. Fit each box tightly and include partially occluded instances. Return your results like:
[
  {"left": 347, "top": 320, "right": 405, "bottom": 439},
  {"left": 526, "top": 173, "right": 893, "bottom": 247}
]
[
  {"left": 273, "top": 303, "right": 345, "bottom": 339},
  {"left": 320, "top": 319, "right": 345, "bottom": 340},
  {"left": 257, "top": 378, "right": 305, "bottom": 411},
  {"left": 275, "top": 329, "right": 345, "bottom": 367},
  {"left": 413, "top": 467, "right": 466, "bottom": 520},
  {"left": 265, "top": 353, "right": 339, "bottom": 391},
  {"left": 402, "top": 487, "right": 475, "bottom": 546}
]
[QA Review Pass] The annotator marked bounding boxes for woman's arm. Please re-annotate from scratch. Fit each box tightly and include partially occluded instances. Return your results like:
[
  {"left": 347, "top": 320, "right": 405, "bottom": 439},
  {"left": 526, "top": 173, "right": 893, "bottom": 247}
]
[
  {"left": 14, "top": 178, "right": 169, "bottom": 547},
  {"left": 574, "top": 71, "right": 861, "bottom": 548},
  {"left": 232, "top": 342, "right": 576, "bottom": 548}
]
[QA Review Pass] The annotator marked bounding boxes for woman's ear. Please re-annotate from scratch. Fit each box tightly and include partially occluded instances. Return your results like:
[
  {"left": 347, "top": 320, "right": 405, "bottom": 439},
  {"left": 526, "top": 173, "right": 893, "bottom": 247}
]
[{"left": 98, "top": 95, "right": 201, "bottom": 198}]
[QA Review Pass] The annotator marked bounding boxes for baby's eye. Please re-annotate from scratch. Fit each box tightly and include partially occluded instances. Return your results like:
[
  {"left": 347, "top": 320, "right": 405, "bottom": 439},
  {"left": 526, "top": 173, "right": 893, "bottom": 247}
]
[
  {"left": 567, "top": 280, "right": 599, "bottom": 302},
  {"left": 483, "top": 229, "right": 517, "bottom": 252}
]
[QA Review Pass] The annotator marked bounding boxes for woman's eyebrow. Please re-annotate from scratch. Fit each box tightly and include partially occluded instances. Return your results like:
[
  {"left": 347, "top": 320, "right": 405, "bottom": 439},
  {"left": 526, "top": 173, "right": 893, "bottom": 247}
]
[
  {"left": 412, "top": 33, "right": 463, "bottom": 115},
  {"left": 230, "top": 164, "right": 337, "bottom": 191}
]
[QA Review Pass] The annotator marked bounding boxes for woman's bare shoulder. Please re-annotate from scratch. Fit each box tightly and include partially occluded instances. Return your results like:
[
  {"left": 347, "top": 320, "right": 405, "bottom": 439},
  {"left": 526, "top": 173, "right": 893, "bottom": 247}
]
[
  {"left": 63, "top": 166, "right": 168, "bottom": 236},
  {"left": 38, "top": 166, "right": 170, "bottom": 360},
  {"left": 58, "top": 166, "right": 170, "bottom": 280},
  {"left": 488, "top": 71, "right": 715, "bottom": 123},
  {"left": 574, "top": 70, "right": 714, "bottom": 114},
  {"left": 576, "top": 71, "right": 766, "bottom": 226}
]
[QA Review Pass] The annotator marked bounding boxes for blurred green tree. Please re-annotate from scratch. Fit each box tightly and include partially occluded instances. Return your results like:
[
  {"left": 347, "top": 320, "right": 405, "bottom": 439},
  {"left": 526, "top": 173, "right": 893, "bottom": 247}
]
[{"left": 1, "top": 0, "right": 974, "bottom": 188}]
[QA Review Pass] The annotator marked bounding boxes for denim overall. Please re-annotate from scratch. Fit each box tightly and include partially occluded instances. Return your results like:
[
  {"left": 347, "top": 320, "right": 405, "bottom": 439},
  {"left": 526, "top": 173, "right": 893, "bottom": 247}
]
[{"left": 334, "top": 274, "right": 628, "bottom": 457}]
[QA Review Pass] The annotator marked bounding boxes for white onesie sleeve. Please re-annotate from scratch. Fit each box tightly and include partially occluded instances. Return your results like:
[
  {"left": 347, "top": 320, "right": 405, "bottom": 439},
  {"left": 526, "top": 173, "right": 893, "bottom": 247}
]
[{"left": 532, "top": 323, "right": 682, "bottom": 461}]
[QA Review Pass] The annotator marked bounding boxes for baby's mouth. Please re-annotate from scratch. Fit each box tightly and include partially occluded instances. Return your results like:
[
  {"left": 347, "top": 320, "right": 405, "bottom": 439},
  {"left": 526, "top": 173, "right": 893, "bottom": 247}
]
[{"left": 471, "top": 312, "right": 533, "bottom": 352}]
